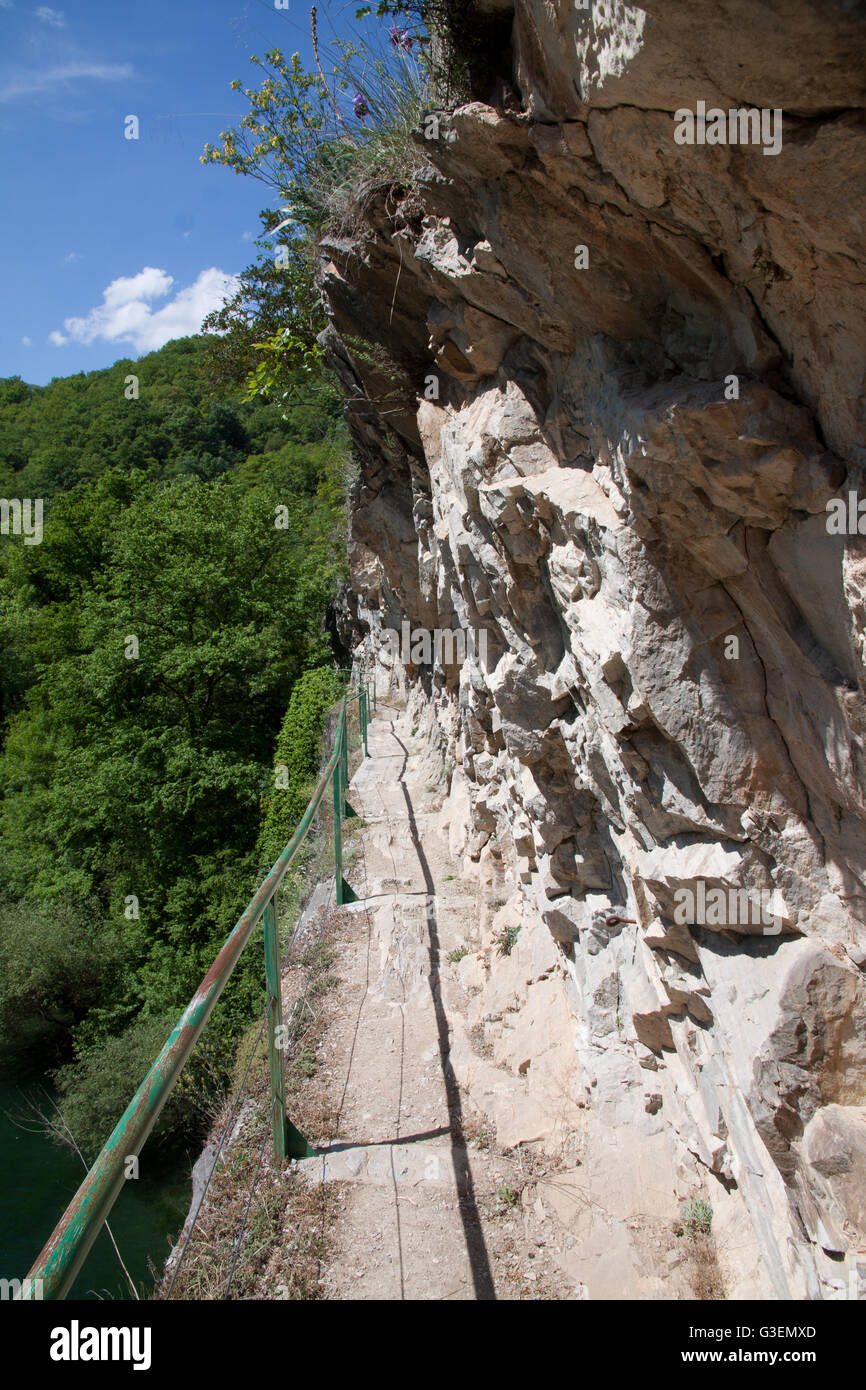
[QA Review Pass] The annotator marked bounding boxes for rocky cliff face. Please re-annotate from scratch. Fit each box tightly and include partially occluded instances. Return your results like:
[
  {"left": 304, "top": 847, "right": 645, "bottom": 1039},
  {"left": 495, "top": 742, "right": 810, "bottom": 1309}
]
[{"left": 320, "top": 0, "right": 866, "bottom": 1299}]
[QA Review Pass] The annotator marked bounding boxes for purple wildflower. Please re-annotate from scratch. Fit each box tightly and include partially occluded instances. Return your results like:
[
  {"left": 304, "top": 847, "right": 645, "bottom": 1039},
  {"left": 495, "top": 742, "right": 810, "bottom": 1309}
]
[
  {"left": 388, "top": 24, "right": 413, "bottom": 50},
  {"left": 352, "top": 92, "right": 369, "bottom": 120}
]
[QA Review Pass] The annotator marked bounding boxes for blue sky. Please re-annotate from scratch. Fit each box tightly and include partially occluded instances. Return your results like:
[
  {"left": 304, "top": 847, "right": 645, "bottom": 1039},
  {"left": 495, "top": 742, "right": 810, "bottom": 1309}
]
[{"left": 0, "top": 0, "right": 361, "bottom": 386}]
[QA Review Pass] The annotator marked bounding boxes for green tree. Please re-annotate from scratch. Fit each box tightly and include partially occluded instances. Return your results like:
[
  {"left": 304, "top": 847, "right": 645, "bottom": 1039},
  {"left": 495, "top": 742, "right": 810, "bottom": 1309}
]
[{"left": 0, "top": 899, "right": 127, "bottom": 1058}]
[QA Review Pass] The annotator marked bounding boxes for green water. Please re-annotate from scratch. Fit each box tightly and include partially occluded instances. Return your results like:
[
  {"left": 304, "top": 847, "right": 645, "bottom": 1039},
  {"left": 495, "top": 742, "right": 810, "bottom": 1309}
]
[{"left": 0, "top": 1059, "right": 191, "bottom": 1300}]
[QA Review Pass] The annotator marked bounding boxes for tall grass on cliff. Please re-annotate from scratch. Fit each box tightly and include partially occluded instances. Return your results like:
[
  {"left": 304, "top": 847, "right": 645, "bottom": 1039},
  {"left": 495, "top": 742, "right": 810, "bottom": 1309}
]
[
  {"left": 356, "top": 0, "right": 487, "bottom": 103},
  {"left": 200, "top": 7, "right": 434, "bottom": 405},
  {"left": 201, "top": 14, "right": 432, "bottom": 236}
]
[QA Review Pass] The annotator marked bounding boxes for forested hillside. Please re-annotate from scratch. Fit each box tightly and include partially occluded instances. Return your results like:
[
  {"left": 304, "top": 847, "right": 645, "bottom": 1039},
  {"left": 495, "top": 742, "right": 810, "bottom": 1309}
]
[{"left": 0, "top": 335, "right": 349, "bottom": 1155}]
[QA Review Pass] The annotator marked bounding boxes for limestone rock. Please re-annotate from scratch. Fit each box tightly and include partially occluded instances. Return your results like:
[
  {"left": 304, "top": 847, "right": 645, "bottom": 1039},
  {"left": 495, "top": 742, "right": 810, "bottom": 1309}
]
[{"left": 323, "top": 0, "right": 866, "bottom": 1300}]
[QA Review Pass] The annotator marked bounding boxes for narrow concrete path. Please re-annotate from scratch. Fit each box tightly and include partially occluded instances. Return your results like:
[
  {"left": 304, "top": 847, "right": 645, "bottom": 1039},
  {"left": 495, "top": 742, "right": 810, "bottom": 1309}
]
[{"left": 295, "top": 701, "right": 541, "bottom": 1300}]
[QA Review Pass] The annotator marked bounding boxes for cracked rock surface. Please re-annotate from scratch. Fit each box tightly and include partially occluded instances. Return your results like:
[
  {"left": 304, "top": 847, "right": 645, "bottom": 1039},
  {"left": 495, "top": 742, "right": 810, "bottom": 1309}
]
[{"left": 321, "top": 0, "right": 866, "bottom": 1298}]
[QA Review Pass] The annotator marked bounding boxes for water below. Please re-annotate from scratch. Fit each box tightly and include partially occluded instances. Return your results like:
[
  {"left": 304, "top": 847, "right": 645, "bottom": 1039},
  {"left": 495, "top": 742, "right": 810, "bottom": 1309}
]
[{"left": 0, "top": 1057, "right": 191, "bottom": 1300}]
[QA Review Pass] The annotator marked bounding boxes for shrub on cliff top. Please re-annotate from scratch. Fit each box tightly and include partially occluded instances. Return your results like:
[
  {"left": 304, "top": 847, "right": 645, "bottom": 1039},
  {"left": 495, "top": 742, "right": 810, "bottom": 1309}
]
[
  {"left": 201, "top": 16, "right": 432, "bottom": 237},
  {"left": 201, "top": 9, "right": 435, "bottom": 403}
]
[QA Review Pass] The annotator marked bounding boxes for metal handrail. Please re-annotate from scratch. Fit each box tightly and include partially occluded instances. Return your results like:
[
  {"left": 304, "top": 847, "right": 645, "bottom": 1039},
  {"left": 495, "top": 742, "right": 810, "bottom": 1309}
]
[{"left": 21, "top": 674, "right": 375, "bottom": 1300}]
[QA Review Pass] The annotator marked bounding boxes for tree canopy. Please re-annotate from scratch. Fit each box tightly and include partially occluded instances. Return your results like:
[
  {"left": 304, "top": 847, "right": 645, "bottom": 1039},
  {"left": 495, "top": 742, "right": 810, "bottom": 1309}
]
[{"left": 0, "top": 334, "right": 349, "bottom": 1157}]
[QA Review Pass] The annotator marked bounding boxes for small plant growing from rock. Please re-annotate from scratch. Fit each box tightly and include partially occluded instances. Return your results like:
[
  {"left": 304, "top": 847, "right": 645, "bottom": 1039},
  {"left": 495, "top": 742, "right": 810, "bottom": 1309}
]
[
  {"left": 678, "top": 1197, "right": 713, "bottom": 1237},
  {"left": 495, "top": 923, "right": 520, "bottom": 957},
  {"left": 457, "top": 1112, "right": 493, "bottom": 1150},
  {"left": 447, "top": 946, "right": 468, "bottom": 964},
  {"left": 471, "top": 1123, "right": 492, "bottom": 1151},
  {"left": 496, "top": 1182, "right": 520, "bottom": 1209},
  {"left": 469, "top": 1022, "right": 493, "bottom": 1057},
  {"left": 674, "top": 1198, "right": 725, "bottom": 1298}
]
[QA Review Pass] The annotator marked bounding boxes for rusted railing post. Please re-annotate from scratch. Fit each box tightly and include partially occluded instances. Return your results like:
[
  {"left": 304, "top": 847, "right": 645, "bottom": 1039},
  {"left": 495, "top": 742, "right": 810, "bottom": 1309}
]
[
  {"left": 333, "top": 754, "right": 343, "bottom": 907},
  {"left": 263, "top": 896, "right": 289, "bottom": 1162},
  {"left": 341, "top": 708, "right": 349, "bottom": 810}
]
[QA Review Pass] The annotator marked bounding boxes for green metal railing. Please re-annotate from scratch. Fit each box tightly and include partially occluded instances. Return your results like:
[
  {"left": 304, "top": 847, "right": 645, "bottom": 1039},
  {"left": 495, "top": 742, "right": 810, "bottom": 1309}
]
[{"left": 21, "top": 671, "right": 376, "bottom": 1300}]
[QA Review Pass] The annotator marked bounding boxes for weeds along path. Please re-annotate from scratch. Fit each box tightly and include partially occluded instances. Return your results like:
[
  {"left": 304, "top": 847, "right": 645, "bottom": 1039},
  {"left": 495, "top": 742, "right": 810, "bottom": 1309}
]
[{"left": 292, "top": 699, "right": 566, "bottom": 1300}]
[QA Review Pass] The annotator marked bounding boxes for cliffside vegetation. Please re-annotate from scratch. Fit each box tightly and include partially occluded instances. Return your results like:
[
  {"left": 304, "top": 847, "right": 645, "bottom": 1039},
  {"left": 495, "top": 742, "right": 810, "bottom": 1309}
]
[{"left": 198, "top": 4, "right": 441, "bottom": 405}]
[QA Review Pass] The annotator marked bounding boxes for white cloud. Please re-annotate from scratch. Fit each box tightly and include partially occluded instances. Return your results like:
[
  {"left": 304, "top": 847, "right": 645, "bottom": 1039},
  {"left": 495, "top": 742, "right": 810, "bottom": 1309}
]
[
  {"left": 50, "top": 266, "right": 240, "bottom": 353},
  {"left": 33, "top": 6, "right": 65, "bottom": 25},
  {"left": 0, "top": 61, "right": 132, "bottom": 102},
  {"left": 21, "top": 335, "right": 32, "bottom": 346},
  {"left": 64, "top": 250, "right": 81, "bottom": 263},
  {"left": 241, "top": 230, "right": 253, "bottom": 243}
]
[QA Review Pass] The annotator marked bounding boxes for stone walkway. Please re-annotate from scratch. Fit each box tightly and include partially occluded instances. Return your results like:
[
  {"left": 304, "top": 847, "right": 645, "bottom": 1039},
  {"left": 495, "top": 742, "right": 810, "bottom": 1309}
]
[{"left": 294, "top": 700, "right": 566, "bottom": 1300}]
